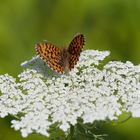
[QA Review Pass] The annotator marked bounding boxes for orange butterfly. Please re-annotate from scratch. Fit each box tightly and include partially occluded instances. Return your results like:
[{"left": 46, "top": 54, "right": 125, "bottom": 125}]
[{"left": 35, "top": 34, "right": 85, "bottom": 73}]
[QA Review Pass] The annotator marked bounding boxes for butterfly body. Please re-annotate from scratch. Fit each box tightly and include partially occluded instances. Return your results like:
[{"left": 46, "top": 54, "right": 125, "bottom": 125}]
[
  {"left": 35, "top": 34, "right": 85, "bottom": 74},
  {"left": 61, "top": 48, "right": 70, "bottom": 71}
]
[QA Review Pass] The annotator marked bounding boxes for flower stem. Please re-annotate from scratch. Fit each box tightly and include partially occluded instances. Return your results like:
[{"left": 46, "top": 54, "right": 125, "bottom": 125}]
[{"left": 67, "top": 125, "right": 75, "bottom": 140}]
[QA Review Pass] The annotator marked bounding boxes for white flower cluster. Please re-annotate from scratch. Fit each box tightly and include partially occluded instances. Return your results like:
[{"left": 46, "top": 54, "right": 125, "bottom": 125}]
[{"left": 0, "top": 50, "right": 140, "bottom": 137}]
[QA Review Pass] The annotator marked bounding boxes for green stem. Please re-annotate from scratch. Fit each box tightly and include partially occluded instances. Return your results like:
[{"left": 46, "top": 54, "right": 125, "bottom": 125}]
[{"left": 67, "top": 125, "right": 75, "bottom": 140}]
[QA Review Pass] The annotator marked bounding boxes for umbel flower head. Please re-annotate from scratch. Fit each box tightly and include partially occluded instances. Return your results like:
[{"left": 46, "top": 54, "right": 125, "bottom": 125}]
[{"left": 0, "top": 50, "right": 140, "bottom": 137}]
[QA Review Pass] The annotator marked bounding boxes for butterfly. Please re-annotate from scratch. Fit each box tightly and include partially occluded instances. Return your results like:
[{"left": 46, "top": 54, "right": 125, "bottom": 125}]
[{"left": 35, "top": 34, "right": 85, "bottom": 74}]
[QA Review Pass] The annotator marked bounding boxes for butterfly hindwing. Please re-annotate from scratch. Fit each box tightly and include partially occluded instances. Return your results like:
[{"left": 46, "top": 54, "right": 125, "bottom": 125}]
[
  {"left": 35, "top": 43, "right": 64, "bottom": 73},
  {"left": 69, "top": 54, "right": 80, "bottom": 70}
]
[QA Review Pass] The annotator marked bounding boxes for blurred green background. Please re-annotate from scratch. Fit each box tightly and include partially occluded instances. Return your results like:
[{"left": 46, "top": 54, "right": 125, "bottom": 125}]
[{"left": 0, "top": 0, "right": 140, "bottom": 140}]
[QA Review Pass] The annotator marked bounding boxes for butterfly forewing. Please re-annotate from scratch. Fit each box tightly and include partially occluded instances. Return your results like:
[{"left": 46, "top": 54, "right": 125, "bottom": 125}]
[
  {"left": 68, "top": 34, "right": 85, "bottom": 70},
  {"left": 35, "top": 43, "right": 64, "bottom": 73},
  {"left": 68, "top": 34, "right": 85, "bottom": 55}
]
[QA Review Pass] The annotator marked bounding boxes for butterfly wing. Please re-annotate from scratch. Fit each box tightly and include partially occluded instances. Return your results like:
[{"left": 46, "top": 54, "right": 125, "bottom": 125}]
[
  {"left": 68, "top": 34, "right": 85, "bottom": 70},
  {"left": 35, "top": 43, "right": 64, "bottom": 73}
]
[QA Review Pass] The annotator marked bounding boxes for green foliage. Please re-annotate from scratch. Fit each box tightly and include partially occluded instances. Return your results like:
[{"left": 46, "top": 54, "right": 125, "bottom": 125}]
[{"left": 0, "top": 0, "right": 140, "bottom": 140}]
